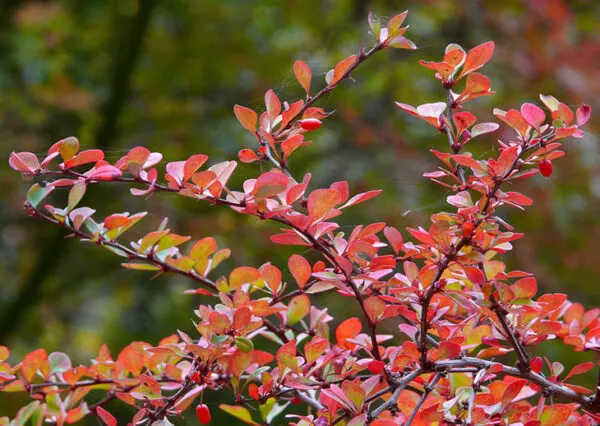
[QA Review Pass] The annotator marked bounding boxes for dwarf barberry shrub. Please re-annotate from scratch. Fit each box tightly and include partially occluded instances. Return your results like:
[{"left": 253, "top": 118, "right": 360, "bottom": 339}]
[{"left": 4, "top": 10, "right": 599, "bottom": 426}]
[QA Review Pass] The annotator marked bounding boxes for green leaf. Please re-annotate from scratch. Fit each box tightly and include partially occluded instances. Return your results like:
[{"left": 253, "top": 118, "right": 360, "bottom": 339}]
[
  {"left": 27, "top": 184, "right": 54, "bottom": 209},
  {"left": 59, "top": 136, "right": 79, "bottom": 162},
  {"left": 67, "top": 182, "right": 86, "bottom": 212},
  {"left": 121, "top": 263, "right": 161, "bottom": 271},
  {"left": 49, "top": 352, "right": 71, "bottom": 374},
  {"left": 219, "top": 405, "right": 260, "bottom": 425},
  {"left": 286, "top": 294, "right": 310, "bottom": 325}
]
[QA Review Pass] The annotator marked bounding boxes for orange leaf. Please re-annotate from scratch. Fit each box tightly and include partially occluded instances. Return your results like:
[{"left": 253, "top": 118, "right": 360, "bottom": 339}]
[
  {"left": 233, "top": 105, "right": 258, "bottom": 133},
  {"left": 293, "top": 60, "right": 312, "bottom": 94},
  {"left": 307, "top": 188, "right": 341, "bottom": 222},
  {"left": 288, "top": 254, "right": 311, "bottom": 289},
  {"left": 330, "top": 55, "right": 356, "bottom": 87},
  {"left": 336, "top": 317, "right": 362, "bottom": 350}
]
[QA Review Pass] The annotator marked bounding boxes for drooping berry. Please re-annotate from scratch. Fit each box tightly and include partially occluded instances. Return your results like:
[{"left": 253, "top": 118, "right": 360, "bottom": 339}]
[
  {"left": 530, "top": 356, "right": 543, "bottom": 374},
  {"left": 538, "top": 159, "right": 553, "bottom": 177},
  {"left": 367, "top": 360, "right": 385, "bottom": 375},
  {"left": 196, "top": 404, "right": 211, "bottom": 424},
  {"left": 300, "top": 118, "right": 322, "bottom": 131},
  {"left": 462, "top": 221, "right": 475, "bottom": 238}
]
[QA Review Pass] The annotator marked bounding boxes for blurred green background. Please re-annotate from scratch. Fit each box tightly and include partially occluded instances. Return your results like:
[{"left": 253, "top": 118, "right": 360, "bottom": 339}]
[{"left": 1, "top": 0, "right": 599, "bottom": 423}]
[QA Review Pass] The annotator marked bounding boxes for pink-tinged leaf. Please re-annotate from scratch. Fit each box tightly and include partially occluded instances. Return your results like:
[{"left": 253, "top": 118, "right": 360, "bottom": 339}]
[
  {"left": 238, "top": 149, "right": 260, "bottom": 163},
  {"left": 219, "top": 405, "right": 260, "bottom": 425},
  {"left": 383, "top": 226, "right": 403, "bottom": 254},
  {"left": 387, "top": 36, "right": 417, "bottom": 50},
  {"left": 287, "top": 294, "right": 310, "bottom": 325},
  {"left": 88, "top": 165, "right": 122, "bottom": 182},
  {"left": 271, "top": 231, "right": 311, "bottom": 246},
  {"left": 9, "top": 152, "right": 40, "bottom": 173},
  {"left": 340, "top": 189, "right": 381, "bottom": 209},
  {"left": 58, "top": 136, "right": 79, "bottom": 162},
  {"left": 293, "top": 60, "right": 312, "bottom": 94},
  {"left": 229, "top": 266, "right": 261, "bottom": 289},
  {"left": 416, "top": 102, "right": 446, "bottom": 118},
  {"left": 96, "top": 407, "right": 117, "bottom": 426},
  {"left": 330, "top": 55, "right": 356, "bottom": 87},
  {"left": 233, "top": 105, "right": 258, "bottom": 133},
  {"left": 458, "top": 41, "right": 494, "bottom": 79},
  {"left": 576, "top": 104, "right": 591, "bottom": 127},
  {"left": 265, "top": 89, "right": 281, "bottom": 126},
  {"left": 471, "top": 122, "right": 499, "bottom": 138},
  {"left": 184, "top": 154, "right": 209, "bottom": 181},
  {"left": 288, "top": 254, "right": 311, "bottom": 289},
  {"left": 64, "top": 149, "right": 105, "bottom": 168},
  {"left": 308, "top": 189, "right": 342, "bottom": 222},
  {"left": 69, "top": 207, "right": 95, "bottom": 230},
  {"left": 521, "top": 103, "right": 545, "bottom": 129},
  {"left": 253, "top": 171, "right": 289, "bottom": 198},
  {"left": 436, "top": 341, "right": 461, "bottom": 360}
]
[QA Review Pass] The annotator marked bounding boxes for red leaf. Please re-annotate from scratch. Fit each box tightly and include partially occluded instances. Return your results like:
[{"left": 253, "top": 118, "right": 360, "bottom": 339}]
[
  {"left": 293, "top": 60, "right": 312, "bottom": 94},
  {"left": 521, "top": 103, "right": 546, "bottom": 129},
  {"left": 340, "top": 190, "right": 381, "bottom": 209},
  {"left": 330, "top": 55, "right": 356, "bottom": 87},
  {"left": 564, "top": 362, "right": 595, "bottom": 381},
  {"left": 501, "top": 379, "right": 527, "bottom": 407},
  {"left": 234, "top": 105, "right": 258, "bottom": 133},
  {"left": 64, "top": 149, "right": 105, "bottom": 168},
  {"left": 96, "top": 407, "right": 117, "bottom": 426},
  {"left": 436, "top": 341, "right": 461, "bottom": 360}
]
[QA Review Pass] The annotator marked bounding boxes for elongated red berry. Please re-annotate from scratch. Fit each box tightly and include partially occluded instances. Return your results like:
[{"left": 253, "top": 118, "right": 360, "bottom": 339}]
[
  {"left": 462, "top": 221, "right": 475, "bottom": 238},
  {"left": 196, "top": 404, "right": 211, "bottom": 424},
  {"left": 539, "top": 159, "right": 553, "bottom": 177},
  {"left": 300, "top": 118, "right": 322, "bottom": 131}
]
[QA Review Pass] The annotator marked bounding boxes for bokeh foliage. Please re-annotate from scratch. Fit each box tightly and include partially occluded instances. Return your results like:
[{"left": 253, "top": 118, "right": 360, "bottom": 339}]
[{"left": 1, "top": 0, "right": 599, "bottom": 422}]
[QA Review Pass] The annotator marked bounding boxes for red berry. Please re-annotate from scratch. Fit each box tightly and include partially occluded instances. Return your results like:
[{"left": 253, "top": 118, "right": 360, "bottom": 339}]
[
  {"left": 539, "top": 159, "right": 553, "bottom": 177},
  {"left": 462, "top": 221, "right": 475, "bottom": 238},
  {"left": 367, "top": 360, "right": 385, "bottom": 375},
  {"left": 196, "top": 404, "right": 211, "bottom": 424},
  {"left": 300, "top": 118, "right": 322, "bottom": 131},
  {"left": 530, "top": 356, "right": 543, "bottom": 374},
  {"left": 291, "top": 396, "right": 303, "bottom": 404}
]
